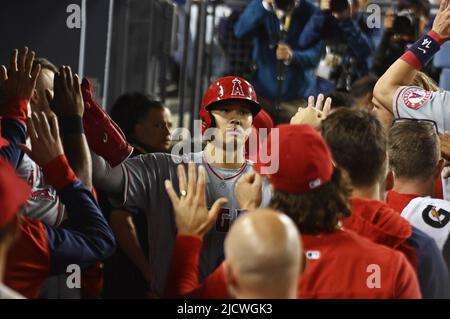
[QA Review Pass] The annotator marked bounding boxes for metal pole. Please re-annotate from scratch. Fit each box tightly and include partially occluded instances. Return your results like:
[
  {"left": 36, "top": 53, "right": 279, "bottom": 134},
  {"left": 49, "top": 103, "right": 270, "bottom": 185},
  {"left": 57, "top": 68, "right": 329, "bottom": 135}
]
[
  {"left": 190, "top": 0, "right": 207, "bottom": 133},
  {"left": 178, "top": 0, "right": 192, "bottom": 129},
  {"left": 102, "top": 0, "right": 114, "bottom": 108},
  {"left": 78, "top": 0, "right": 87, "bottom": 78}
]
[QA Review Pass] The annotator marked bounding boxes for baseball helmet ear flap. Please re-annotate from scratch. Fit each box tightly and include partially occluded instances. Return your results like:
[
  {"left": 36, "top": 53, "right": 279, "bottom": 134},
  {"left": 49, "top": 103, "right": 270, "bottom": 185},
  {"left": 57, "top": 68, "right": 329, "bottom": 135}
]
[{"left": 199, "top": 76, "right": 261, "bottom": 134}]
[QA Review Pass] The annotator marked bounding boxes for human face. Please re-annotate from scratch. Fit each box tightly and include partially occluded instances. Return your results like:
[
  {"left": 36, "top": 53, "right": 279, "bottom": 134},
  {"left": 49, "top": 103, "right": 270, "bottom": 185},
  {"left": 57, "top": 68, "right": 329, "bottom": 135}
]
[
  {"left": 134, "top": 107, "right": 173, "bottom": 152},
  {"left": 209, "top": 101, "right": 253, "bottom": 149},
  {"left": 31, "top": 68, "right": 54, "bottom": 113}
]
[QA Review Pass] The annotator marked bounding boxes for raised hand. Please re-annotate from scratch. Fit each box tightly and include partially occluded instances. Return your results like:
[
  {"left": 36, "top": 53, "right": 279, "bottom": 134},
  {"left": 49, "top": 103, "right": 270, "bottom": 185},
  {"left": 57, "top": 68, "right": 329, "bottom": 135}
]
[
  {"left": 290, "top": 94, "right": 332, "bottom": 129},
  {"left": 164, "top": 162, "right": 228, "bottom": 238},
  {"left": 0, "top": 47, "right": 41, "bottom": 101},
  {"left": 48, "top": 66, "right": 84, "bottom": 117},
  {"left": 235, "top": 172, "right": 262, "bottom": 211},
  {"left": 18, "top": 112, "right": 64, "bottom": 167},
  {"left": 432, "top": 0, "right": 450, "bottom": 40}
]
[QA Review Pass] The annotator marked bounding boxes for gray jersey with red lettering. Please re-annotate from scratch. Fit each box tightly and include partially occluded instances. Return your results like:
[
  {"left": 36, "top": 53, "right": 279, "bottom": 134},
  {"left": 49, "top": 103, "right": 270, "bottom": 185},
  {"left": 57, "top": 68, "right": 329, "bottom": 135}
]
[
  {"left": 393, "top": 86, "right": 450, "bottom": 132},
  {"left": 16, "top": 151, "right": 65, "bottom": 226},
  {"left": 109, "top": 151, "right": 272, "bottom": 296}
]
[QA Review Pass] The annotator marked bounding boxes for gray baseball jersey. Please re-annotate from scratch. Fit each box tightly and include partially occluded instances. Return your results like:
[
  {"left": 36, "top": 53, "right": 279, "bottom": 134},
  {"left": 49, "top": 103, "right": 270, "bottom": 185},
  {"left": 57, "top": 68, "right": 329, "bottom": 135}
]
[
  {"left": 393, "top": 86, "right": 450, "bottom": 132},
  {"left": 108, "top": 151, "right": 272, "bottom": 296},
  {"left": 16, "top": 150, "right": 65, "bottom": 226}
]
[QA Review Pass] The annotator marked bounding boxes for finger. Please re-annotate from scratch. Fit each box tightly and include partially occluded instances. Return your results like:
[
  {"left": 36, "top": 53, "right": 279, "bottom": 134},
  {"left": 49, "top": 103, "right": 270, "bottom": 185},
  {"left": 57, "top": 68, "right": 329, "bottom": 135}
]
[
  {"left": 307, "top": 96, "right": 315, "bottom": 109},
  {"left": 19, "top": 47, "right": 28, "bottom": 72},
  {"left": 25, "top": 50, "right": 35, "bottom": 77},
  {"left": 440, "top": 0, "right": 447, "bottom": 12},
  {"left": 195, "top": 165, "right": 207, "bottom": 206},
  {"left": 315, "top": 94, "right": 325, "bottom": 110},
  {"left": 207, "top": 198, "right": 228, "bottom": 223},
  {"left": 59, "top": 66, "right": 68, "bottom": 92},
  {"left": 178, "top": 164, "right": 188, "bottom": 195},
  {"left": 323, "top": 97, "right": 332, "bottom": 115},
  {"left": 48, "top": 113, "right": 60, "bottom": 141},
  {"left": 31, "top": 112, "right": 44, "bottom": 141},
  {"left": 73, "top": 73, "right": 82, "bottom": 96},
  {"left": 187, "top": 161, "right": 196, "bottom": 197},
  {"left": 65, "top": 66, "right": 74, "bottom": 90},
  {"left": 26, "top": 116, "right": 38, "bottom": 142},
  {"left": 0, "top": 65, "right": 7, "bottom": 82},
  {"left": 45, "top": 89, "right": 53, "bottom": 106},
  {"left": 30, "top": 64, "right": 41, "bottom": 92},
  {"left": 164, "top": 179, "right": 180, "bottom": 206},
  {"left": 17, "top": 144, "right": 32, "bottom": 157},
  {"left": 10, "top": 49, "right": 18, "bottom": 72},
  {"left": 53, "top": 70, "right": 62, "bottom": 99}
]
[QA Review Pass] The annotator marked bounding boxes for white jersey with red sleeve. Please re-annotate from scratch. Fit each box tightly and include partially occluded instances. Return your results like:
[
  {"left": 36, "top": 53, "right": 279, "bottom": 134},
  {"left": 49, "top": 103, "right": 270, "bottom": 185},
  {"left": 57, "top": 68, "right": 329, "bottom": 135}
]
[{"left": 393, "top": 86, "right": 450, "bottom": 133}]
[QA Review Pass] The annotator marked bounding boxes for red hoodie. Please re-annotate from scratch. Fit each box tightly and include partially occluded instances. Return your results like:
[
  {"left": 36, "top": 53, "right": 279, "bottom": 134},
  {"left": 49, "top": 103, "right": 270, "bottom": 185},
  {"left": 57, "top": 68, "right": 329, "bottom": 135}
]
[
  {"left": 165, "top": 231, "right": 421, "bottom": 299},
  {"left": 347, "top": 197, "right": 418, "bottom": 270}
]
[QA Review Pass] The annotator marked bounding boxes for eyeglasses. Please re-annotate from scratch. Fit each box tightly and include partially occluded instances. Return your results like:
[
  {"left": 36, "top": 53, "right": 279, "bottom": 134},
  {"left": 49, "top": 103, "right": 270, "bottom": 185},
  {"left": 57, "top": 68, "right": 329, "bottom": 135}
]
[{"left": 392, "top": 118, "right": 439, "bottom": 135}]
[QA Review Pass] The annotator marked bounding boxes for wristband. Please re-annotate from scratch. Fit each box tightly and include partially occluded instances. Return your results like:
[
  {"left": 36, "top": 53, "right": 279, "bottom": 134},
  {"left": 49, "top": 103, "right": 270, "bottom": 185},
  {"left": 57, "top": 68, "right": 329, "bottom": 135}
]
[
  {"left": 60, "top": 115, "right": 84, "bottom": 135},
  {"left": 400, "top": 31, "right": 443, "bottom": 70}
]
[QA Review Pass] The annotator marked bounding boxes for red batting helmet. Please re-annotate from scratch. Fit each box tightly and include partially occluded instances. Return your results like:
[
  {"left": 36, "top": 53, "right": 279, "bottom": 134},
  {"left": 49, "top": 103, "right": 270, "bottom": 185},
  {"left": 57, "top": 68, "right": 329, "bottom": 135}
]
[{"left": 199, "top": 76, "right": 261, "bottom": 134}]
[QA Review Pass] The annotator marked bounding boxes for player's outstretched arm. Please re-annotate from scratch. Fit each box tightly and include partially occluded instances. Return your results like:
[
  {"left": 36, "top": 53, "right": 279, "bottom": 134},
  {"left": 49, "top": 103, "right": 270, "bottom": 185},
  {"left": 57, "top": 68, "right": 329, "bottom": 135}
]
[{"left": 373, "top": 0, "right": 450, "bottom": 112}]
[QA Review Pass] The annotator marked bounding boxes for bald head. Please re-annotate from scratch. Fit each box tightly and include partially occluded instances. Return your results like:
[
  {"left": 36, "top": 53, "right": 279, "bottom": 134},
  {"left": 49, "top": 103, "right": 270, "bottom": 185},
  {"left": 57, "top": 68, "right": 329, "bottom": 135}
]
[{"left": 224, "top": 209, "right": 302, "bottom": 299}]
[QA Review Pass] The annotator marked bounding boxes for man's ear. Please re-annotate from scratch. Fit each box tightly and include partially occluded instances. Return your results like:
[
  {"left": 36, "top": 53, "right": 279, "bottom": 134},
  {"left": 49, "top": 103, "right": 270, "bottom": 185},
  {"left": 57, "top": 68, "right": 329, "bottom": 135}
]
[
  {"left": 435, "top": 159, "right": 446, "bottom": 179},
  {"left": 30, "top": 89, "right": 39, "bottom": 106},
  {"left": 385, "top": 170, "right": 395, "bottom": 192}
]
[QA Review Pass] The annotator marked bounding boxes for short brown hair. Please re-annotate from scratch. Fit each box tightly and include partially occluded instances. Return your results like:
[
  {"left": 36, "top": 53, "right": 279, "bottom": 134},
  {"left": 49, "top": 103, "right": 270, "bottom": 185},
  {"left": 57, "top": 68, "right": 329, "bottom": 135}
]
[
  {"left": 33, "top": 57, "right": 58, "bottom": 73},
  {"left": 269, "top": 167, "right": 352, "bottom": 235},
  {"left": 388, "top": 120, "right": 440, "bottom": 181},
  {"left": 321, "top": 108, "right": 387, "bottom": 187}
]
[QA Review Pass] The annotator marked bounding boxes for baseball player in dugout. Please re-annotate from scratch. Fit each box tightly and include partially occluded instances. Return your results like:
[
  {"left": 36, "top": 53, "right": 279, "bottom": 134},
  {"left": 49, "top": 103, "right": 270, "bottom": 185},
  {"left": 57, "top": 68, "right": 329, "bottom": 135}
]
[
  {"left": 0, "top": 48, "right": 116, "bottom": 298},
  {"left": 373, "top": 0, "right": 450, "bottom": 130},
  {"left": 91, "top": 76, "right": 272, "bottom": 297},
  {"left": 321, "top": 108, "right": 450, "bottom": 298},
  {"left": 164, "top": 124, "right": 421, "bottom": 299}
]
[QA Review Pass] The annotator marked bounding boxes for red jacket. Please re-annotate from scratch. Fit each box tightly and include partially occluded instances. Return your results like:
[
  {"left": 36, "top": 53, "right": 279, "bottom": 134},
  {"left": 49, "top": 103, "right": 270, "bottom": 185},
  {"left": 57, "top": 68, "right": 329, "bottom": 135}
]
[
  {"left": 165, "top": 230, "right": 421, "bottom": 299},
  {"left": 346, "top": 197, "right": 417, "bottom": 270}
]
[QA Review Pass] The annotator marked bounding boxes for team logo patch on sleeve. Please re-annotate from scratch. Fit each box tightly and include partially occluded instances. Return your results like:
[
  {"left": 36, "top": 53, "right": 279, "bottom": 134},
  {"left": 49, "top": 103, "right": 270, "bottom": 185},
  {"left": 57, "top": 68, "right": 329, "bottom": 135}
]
[{"left": 403, "top": 88, "right": 432, "bottom": 110}]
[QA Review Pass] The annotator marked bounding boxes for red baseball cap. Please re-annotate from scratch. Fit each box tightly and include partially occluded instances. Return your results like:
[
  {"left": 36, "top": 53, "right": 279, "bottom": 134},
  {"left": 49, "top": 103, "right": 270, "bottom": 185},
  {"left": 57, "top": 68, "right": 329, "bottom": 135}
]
[
  {"left": 255, "top": 124, "right": 334, "bottom": 194},
  {"left": 0, "top": 158, "right": 30, "bottom": 229}
]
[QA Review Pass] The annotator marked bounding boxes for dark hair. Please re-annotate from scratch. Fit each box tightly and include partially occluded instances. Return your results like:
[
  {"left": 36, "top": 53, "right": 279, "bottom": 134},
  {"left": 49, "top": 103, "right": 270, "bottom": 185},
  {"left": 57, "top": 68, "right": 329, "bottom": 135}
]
[
  {"left": 269, "top": 167, "right": 352, "bottom": 235},
  {"left": 110, "top": 93, "right": 165, "bottom": 143},
  {"left": 321, "top": 108, "right": 387, "bottom": 187},
  {"left": 325, "top": 91, "right": 355, "bottom": 109},
  {"left": 351, "top": 74, "right": 379, "bottom": 99},
  {"left": 388, "top": 120, "right": 439, "bottom": 181},
  {"left": 33, "top": 57, "right": 58, "bottom": 73},
  {"left": 398, "top": 0, "right": 431, "bottom": 18}
]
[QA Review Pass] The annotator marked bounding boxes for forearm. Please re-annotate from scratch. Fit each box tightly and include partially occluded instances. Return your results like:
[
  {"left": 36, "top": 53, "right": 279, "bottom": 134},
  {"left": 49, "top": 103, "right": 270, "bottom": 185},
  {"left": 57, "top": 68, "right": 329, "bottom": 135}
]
[
  {"left": 234, "top": 0, "right": 268, "bottom": 39},
  {"left": 43, "top": 155, "right": 116, "bottom": 274},
  {"left": 0, "top": 118, "right": 26, "bottom": 167},
  {"left": 110, "top": 210, "right": 151, "bottom": 280},
  {"left": 374, "top": 31, "right": 444, "bottom": 110},
  {"left": 63, "top": 134, "right": 92, "bottom": 190},
  {"left": 298, "top": 10, "right": 330, "bottom": 48},
  {"left": 340, "top": 18, "right": 372, "bottom": 61},
  {"left": 91, "top": 151, "right": 124, "bottom": 195},
  {"left": 291, "top": 41, "right": 324, "bottom": 68}
]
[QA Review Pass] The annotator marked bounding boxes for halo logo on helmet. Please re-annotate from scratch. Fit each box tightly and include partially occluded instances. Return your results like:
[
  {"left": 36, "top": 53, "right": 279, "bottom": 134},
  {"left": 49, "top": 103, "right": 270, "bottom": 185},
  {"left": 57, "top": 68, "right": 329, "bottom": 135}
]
[
  {"left": 231, "top": 78, "right": 245, "bottom": 97},
  {"left": 199, "top": 76, "right": 261, "bottom": 135}
]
